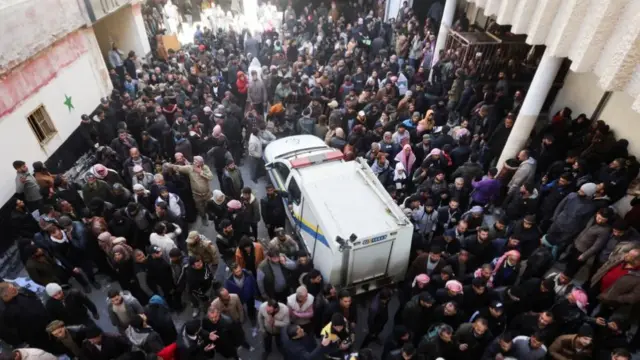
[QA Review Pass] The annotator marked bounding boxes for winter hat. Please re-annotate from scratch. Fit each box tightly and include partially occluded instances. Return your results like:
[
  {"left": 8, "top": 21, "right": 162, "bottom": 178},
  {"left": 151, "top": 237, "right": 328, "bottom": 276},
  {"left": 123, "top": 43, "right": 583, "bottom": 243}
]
[
  {"left": 133, "top": 184, "right": 145, "bottom": 191},
  {"left": 203, "top": 106, "right": 212, "bottom": 113},
  {"left": 132, "top": 165, "right": 143, "bottom": 173},
  {"left": 85, "top": 326, "right": 103, "bottom": 339},
  {"left": 227, "top": 199, "right": 242, "bottom": 210},
  {"left": 580, "top": 182, "right": 597, "bottom": 197},
  {"left": 46, "top": 320, "right": 65, "bottom": 333},
  {"left": 45, "top": 283, "right": 62, "bottom": 297}
]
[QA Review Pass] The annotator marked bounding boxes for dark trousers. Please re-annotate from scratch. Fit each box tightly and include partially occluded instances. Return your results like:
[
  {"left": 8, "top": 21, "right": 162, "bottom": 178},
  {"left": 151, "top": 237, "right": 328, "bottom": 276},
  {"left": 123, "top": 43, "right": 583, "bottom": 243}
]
[
  {"left": 246, "top": 222, "right": 259, "bottom": 239},
  {"left": 564, "top": 247, "right": 585, "bottom": 278},
  {"left": 263, "top": 331, "right": 283, "bottom": 355},
  {"left": 215, "top": 168, "right": 224, "bottom": 187},
  {"left": 245, "top": 297, "right": 257, "bottom": 325}
]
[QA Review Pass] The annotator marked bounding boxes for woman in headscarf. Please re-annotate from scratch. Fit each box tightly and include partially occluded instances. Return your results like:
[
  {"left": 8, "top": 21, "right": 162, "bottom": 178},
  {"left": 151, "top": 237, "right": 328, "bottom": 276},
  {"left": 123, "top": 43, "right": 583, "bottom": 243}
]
[
  {"left": 393, "top": 162, "right": 408, "bottom": 200},
  {"left": 236, "top": 71, "right": 249, "bottom": 110},
  {"left": 206, "top": 189, "right": 229, "bottom": 231},
  {"left": 417, "top": 109, "right": 435, "bottom": 135},
  {"left": 394, "top": 144, "right": 417, "bottom": 177}
]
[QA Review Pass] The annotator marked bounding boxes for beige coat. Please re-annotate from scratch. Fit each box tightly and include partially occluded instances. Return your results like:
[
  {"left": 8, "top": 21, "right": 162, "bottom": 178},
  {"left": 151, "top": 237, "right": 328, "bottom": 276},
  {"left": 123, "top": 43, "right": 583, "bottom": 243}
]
[
  {"left": 211, "top": 294, "right": 244, "bottom": 323},
  {"left": 173, "top": 164, "right": 214, "bottom": 195}
]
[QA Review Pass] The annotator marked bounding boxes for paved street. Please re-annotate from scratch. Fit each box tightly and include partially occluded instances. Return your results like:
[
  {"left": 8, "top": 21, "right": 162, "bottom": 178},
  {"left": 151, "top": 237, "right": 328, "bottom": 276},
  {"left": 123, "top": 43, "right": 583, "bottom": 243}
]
[{"left": 73, "top": 161, "right": 396, "bottom": 359}]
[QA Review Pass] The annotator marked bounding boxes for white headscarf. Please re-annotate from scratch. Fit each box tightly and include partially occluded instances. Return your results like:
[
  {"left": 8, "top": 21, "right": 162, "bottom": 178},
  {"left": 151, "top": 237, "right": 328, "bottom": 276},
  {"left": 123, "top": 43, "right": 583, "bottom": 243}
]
[{"left": 393, "top": 162, "right": 406, "bottom": 182}]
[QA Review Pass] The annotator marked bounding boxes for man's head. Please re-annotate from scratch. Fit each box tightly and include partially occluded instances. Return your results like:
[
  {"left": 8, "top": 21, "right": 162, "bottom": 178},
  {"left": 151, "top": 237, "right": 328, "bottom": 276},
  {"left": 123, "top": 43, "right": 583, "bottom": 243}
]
[
  {"left": 12, "top": 160, "right": 27, "bottom": 173},
  {"left": 517, "top": 149, "right": 529, "bottom": 162},
  {"left": 438, "top": 324, "right": 453, "bottom": 342},
  {"left": 612, "top": 220, "right": 630, "bottom": 238},
  {"left": 623, "top": 248, "right": 640, "bottom": 267},
  {"left": 287, "top": 324, "right": 305, "bottom": 340},
  {"left": 266, "top": 299, "right": 280, "bottom": 315},
  {"left": 0, "top": 282, "right": 18, "bottom": 302},
  {"left": 529, "top": 332, "right": 545, "bottom": 349},
  {"left": 207, "top": 306, "right": 220, "bottom": 323},
  {"left": 108, "top": 289, "right": 123, "bottom": 305},
  {"left": 538, "top": 311, "right": 554, "bottom": 327},
  {"left": 471, "top": 317, "right": 488, "bottom": 336},
  {"left": 338, "top": 289, "right": 352, "bottom": 309},
  {"left": 267, "top": 247, "right": 280, "bottom": 263}
]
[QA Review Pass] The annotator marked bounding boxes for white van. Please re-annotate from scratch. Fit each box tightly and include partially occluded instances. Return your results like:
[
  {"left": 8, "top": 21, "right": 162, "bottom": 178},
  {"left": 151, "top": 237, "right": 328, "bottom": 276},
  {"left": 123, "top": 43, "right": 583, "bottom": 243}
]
[{"left": 264, "top": 135, "right": 413, "bottom": 293}]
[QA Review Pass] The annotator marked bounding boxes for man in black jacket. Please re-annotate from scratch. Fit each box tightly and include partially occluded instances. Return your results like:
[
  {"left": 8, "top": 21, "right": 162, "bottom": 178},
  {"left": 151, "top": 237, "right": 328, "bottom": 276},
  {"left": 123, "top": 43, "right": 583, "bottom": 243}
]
[
  {"left": 0, "top": 283, "right": 54, "bottom": 352},
  {"left": 45, "top": 283, "right": 99, "bottom": 326},
  {"left": 82, "top": 326, "right": 133, "bottom": 360},
  {"left": 177, "top": 320, "right": 215, "bottom": 360},
  {"left": 200, "top": 307, "right": 241, "bottom": 359},
  {"left": 281, "top": 324, "right": 332, "bottom": 360},
  {"left": 261, "top": 184, "right": 289, "bottom": 239},
  {"left": 46, "top": 320, "right": 88, "bottom": 358}
]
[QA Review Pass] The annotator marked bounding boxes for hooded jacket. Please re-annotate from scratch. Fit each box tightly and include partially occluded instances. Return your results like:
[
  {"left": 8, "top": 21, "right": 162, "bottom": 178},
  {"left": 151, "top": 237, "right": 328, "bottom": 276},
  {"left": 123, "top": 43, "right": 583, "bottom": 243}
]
[
  {"left": 107, "top": 291, "right": 144, "bottom": 330},
  {"left": 508, "top": 157, "right": 537, "bottom": 193},
  {"left": 224, "top": 269, "right": 259, "bottom": 303},
  {"left": 125, "top": 325, "right": 164, "bottom": 354}
]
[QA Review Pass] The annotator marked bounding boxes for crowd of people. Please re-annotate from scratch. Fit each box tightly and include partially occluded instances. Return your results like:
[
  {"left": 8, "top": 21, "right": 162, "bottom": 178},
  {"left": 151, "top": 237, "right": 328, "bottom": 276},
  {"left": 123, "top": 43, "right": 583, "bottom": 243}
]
[{"left": 4, "top": 0, "right": 640, "bottom": 360}]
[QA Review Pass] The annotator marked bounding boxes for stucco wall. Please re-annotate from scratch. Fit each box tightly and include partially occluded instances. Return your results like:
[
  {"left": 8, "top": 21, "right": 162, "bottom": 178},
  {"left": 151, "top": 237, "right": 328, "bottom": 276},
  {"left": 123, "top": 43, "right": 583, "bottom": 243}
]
[
  {"left": 600, "top": 92, "right": 640, "bottom": 157},
  {"left": 0, "top": 28, "right": 110, "bottom": 205},
  {"left": 0, "top": 0, "right": 88, "bottom": 74},
  {"left": 552, "top": 70, "right": 640, "bottom": 157},
  {"left": 93, "top": 4, "right": 151, "bottom": 66},
  {"left": 552, "top": 71, "right": 605, "bottom": 120}
]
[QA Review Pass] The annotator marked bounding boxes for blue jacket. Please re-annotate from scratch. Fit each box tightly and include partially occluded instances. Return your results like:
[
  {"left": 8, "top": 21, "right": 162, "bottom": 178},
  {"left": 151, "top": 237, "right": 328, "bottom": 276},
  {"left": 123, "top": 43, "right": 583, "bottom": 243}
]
[{"left": 224, "top": 270, "right": 258, "bottom": 303}]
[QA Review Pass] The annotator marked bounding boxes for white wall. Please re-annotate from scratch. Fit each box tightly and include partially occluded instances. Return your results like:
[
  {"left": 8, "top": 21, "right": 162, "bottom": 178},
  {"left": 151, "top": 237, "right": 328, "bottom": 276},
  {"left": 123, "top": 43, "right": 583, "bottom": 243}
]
[
  {"left": 600, "top": 92, "right": 640, "bottom": 157},
  {"left": 552, "top": 70, "right": 640, "bottom": 157},
  {"left": 552, "top": 71, "right": 605, "bottom": 118},
  {"left": 0, "top": 0, "right": 88, "bottom": 74},
  {"left": 0, "top": 29, "right": 110, "bottom": 205},
  {"left": 93, "top": 4, "right": 151, "bottom": 65}
]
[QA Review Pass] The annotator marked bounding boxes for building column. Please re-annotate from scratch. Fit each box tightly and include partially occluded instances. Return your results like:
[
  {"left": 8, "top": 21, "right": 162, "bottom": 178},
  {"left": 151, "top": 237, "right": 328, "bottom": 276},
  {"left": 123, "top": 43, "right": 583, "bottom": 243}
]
[
  {"left": 429, "top": 0, "right": 456, "bottom": 81},
  {"left": 497, "top": 50, "right": 563, "bottom": 168}
]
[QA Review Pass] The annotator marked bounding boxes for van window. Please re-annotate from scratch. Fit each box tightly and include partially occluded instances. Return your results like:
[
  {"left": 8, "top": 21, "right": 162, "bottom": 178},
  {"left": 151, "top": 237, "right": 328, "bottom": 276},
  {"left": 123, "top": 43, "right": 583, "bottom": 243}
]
[
  {"left": 274, "top": 163, "right": 290, "bottom": 187},
  {"left": 288, "top": 178, "right": 302, "bottom": 205}
]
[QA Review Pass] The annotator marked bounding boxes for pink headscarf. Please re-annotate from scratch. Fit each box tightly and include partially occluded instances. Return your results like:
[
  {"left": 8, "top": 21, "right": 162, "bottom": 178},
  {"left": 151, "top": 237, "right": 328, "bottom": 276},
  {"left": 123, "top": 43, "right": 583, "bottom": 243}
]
[
  {"left": 92, "top": 164, "right": 108, "bottom": 179},
  {"left": 425, "top": 148, "right": 442, "bottom": 161},
  {"left": 571, "top": 288, "right": 589, "bottom": 312},
  {"left": 227, "top": 199, "right": 242, "bottom": 211},
  {"left": 412, "top": 274, "right": 430, "bottom": 288},
  {"left": 445, "top": 280, "right": 463, "bottom": 294},
  {"left": 394, "top": 144, "right": 416, "bottom": 173},
  {"left": 492, "top": 250, "right": 521, "bottom": 275}
]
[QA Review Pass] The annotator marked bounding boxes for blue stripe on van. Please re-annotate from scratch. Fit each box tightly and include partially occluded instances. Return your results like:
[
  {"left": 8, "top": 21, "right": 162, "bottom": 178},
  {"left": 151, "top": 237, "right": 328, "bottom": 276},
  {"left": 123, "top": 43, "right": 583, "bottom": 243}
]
[{"left": 292, "top": 214, "right": 330, "bottom": 248}]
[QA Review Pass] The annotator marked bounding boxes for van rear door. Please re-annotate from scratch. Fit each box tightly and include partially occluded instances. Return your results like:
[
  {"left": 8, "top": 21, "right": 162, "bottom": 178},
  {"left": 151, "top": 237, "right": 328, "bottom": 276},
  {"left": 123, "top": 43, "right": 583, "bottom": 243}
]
[{"left": 348, "top": 234, "right": 394, "bottom": 284}]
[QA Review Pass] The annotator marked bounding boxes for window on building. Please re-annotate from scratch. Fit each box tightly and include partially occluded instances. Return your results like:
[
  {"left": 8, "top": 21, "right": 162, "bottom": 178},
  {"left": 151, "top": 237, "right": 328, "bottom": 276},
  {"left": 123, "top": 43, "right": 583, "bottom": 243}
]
[{"left": 27, "top": 106, "right": 57, "bottom": 144}]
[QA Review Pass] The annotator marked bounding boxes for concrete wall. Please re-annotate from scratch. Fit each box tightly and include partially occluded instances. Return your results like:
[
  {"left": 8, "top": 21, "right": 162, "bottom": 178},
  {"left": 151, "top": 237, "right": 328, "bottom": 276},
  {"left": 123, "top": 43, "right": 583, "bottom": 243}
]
[
  {"left": 600, "top": 92, "right": 640, "bottom": 157},
  {"left": 552, "top": 70, "right": 640, "bottom": 157},
  {"left": 0, "top": 0, "right": 88, "bottom": 74},
  {"left": 552, "top": 71, "right": 605, "bottom": 120},
  {"left": 0, "top": 28, "right": 110, "bottom": 205},
  {"left": 93, "top": 4, "right": 151, "bottom": 66}
]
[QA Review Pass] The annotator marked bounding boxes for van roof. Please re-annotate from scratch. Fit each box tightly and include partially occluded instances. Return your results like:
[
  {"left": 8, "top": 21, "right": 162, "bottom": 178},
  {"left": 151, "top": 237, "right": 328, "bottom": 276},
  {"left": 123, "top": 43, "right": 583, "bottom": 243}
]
[
  {"left": 296, "top": 161, "right": 401, "bottom": 242},
  {"left": 264, "top": 135, "right": 330, "bottom": 163}
]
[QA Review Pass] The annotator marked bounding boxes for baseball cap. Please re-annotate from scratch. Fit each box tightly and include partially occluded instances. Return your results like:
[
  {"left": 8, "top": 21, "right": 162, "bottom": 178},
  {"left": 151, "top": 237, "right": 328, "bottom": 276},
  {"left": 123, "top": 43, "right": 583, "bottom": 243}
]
[
  {"left": 147, "top": 245, "right": 161, "bottom": 254},
  {"left": 490, "top": 300, "right": 504, "bottom": 310}
]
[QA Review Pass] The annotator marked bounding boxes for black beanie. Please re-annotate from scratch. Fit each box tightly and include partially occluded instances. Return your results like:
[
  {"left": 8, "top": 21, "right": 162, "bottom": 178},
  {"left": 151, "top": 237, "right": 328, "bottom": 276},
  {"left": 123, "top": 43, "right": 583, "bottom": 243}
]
[{"left": 331, "top": 313, "right": 346, "bottom": 327}]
